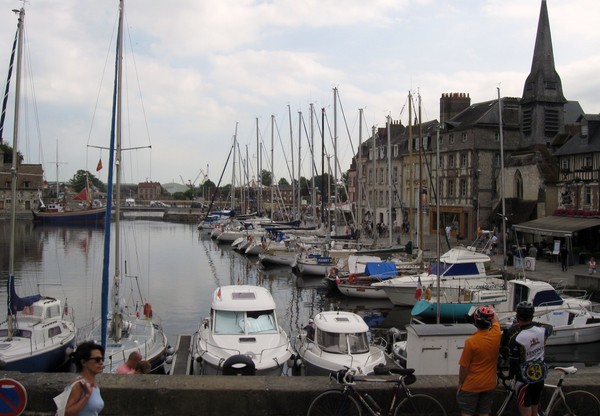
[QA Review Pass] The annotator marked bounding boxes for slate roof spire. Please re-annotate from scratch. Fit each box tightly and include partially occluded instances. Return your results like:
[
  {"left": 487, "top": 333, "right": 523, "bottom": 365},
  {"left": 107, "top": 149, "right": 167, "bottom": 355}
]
[{"left": 520, "top": 0, "right": 567, "bottom": 146}]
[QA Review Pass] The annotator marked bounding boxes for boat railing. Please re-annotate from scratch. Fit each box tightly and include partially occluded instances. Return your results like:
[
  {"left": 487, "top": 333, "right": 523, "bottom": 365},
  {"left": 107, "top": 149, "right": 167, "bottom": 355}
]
[{"left": 203, "top": 338, "right": 290, "bottom": 363}]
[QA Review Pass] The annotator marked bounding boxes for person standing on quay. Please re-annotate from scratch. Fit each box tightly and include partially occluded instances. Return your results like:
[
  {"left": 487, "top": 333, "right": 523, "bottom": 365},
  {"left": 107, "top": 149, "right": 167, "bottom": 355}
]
[
  {"left": 588, "top": 256, "right": 597, "bottom": 274},
  {"left": 501, "top": 302, "right": 553, "bottom": 416},
  {"left": 65, "top": 341, "right": 105, "bottom": 416},
  {"left": 457, "top": 306, "right": 501, "bottom": 416},
  {"left": 560, "top": 245, "right": 569, "bottom": 271}
]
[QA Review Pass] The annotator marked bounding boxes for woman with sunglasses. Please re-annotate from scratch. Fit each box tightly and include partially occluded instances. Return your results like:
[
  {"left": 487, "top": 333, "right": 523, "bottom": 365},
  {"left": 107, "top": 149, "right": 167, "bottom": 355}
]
[{"left": 65, "top": 341, "right": 105, "bottom": 416}]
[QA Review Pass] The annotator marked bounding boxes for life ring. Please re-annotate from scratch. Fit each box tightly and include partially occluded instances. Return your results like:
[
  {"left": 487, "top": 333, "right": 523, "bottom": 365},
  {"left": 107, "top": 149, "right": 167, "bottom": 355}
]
[
  {"left": 221, "top": 354, "right": 256, "bottom": 376},
  {"left": 349, "top": 274, "right": 357, "bottom": 283},
  {"left": 525, "top": 258, "right": 533, "bottom": 270},
  {"left": 143, "top": 303, "right": 153, "bottom": 318}
]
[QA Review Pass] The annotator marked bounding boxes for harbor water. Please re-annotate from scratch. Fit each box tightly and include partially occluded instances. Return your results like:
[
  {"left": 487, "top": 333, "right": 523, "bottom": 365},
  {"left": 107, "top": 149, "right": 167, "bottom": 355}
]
[{"left": 0, "top": 219, "right": 598, "bottom": 369}]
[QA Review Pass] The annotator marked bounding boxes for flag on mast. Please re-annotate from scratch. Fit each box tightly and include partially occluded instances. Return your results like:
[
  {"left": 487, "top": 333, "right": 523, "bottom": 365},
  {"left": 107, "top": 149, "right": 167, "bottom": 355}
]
[
  {"left": 96, "top": 159, "right": 103, "bottom": 171},
  {"left": 414, "top": 277, "right": 423, "bottom": 300}
]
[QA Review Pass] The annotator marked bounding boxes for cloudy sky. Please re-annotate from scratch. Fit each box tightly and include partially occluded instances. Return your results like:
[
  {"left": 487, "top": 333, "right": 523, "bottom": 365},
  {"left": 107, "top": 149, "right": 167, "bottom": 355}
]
[{"left": 1, "top": 0, "right": 599, "bottom": 189}]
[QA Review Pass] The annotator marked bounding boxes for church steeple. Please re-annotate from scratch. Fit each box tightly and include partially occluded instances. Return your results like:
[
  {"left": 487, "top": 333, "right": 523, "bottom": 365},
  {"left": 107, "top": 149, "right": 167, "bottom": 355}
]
[{"left": 520, "top": 0, "right": 567, "bottom": 146}]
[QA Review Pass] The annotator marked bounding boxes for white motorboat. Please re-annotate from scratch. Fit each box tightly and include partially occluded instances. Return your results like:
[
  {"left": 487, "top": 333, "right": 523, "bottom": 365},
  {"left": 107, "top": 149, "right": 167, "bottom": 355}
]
[
  {"left": 191, "top": 285, "right": 293, "bottom": 375},
  {"left": 258, "top": 239, "right": 298, "bottom": 267},
  {"left": 494, "top": 278, "right": 600, "bottom": 346},
  {"left": 373, "top": 247, "right": 500, "bottom": 306},
  {"left": 294, "top": 310, "right": 388, "bottom": 376}
]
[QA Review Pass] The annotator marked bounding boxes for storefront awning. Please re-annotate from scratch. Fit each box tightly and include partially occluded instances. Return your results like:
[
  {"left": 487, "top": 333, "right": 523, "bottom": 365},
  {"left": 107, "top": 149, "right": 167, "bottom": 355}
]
[{"left": 512, "top": 216, "right": 600, "bottom": 237}]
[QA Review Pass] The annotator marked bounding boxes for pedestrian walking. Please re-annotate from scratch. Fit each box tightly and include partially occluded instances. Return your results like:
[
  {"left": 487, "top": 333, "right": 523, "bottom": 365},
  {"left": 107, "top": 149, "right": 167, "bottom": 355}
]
[{"left": 457, "top": 306, "right": 501, "bottom": 416}]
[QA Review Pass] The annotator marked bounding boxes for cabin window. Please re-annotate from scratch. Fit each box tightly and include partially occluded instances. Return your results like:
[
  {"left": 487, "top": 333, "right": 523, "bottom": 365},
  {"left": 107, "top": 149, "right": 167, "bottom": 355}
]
[
  {"left": 532, "top": 290, "right": 563, "bottom": 307},
  {"left": 0, "top": 329, "right": 32, "bottom": 338},
  {"left": 214, "top": 311, "right": 244, "bottom": 334},
  {"left": 242, "top": 310, "right": 277, "bottom": 334},
  {"left": 317, "top": 331, "right": 369, "bottom": 354},
  {"left": 48, "top": 326, "right": 62, "bottom": 338}
]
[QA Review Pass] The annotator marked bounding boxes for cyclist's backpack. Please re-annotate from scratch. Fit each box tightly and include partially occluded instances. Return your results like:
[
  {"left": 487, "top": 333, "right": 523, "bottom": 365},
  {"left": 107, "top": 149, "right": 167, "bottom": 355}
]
[{"left": 520, "top": 358, "right": 548, "bottom": 384}]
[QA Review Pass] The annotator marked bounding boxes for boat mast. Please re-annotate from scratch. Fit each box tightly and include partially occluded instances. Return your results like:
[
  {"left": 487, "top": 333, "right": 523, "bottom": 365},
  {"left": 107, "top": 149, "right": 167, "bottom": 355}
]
[
  {"left": 112, "top": 0, "right": 125, "bottom": 343},
  {"left": 357, "top": 108, "right": 363, "bottom": 229},
  {"left": 436, "top": 123, "right": 441, "bottom": 324},
  {"left": 298, "top": 110, "right": 302, "bottom": 216},
  {"left": 101, "top": 0, "right": 123, "bottom": 349},
  {"left": 418, "top": 93, "right": 424, "bottom": 252},
  {"left": 408, "top": 91, "right": 413, "bottom": 243},
  {"left": 498, "top": 87, "right": 507, "bottom": 275},
  {"left": 310, "top": 105, "right": 316, "bottom": 222},
  {"left": 270, "top": 115, "right": 274, "bottom": 219},
  {"left": 7, "top": 6, "right": 24, "bottom": 341},
  {"left": 386, "top": 115, "right": 393, "bottom": 246}
]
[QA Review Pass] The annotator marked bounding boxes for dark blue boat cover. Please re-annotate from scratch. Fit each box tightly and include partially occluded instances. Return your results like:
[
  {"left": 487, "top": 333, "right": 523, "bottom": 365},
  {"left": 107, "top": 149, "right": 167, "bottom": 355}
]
[{"left": 364, "top": 262, "right": 397, "bottom": 278}]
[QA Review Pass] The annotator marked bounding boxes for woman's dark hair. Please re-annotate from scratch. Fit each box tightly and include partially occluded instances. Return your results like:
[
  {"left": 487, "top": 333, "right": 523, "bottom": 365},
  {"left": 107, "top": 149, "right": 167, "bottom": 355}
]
[{"left": 72, "top": 341, "right": 105, "bottom": 372}]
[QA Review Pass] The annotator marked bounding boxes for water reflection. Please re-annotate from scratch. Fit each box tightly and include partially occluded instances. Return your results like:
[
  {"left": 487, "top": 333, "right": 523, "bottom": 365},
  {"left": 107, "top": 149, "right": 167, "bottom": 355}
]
[{"left": 1, "top": 220, "right": 599, "bottom": 368}]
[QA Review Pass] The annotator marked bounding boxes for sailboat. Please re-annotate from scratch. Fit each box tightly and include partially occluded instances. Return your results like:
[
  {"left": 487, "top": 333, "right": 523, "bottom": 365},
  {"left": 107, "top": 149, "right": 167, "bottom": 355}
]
[
  {"left": 0, "top": 6, "right": 76, "bottom": 372},
  {"left": 79, "top": 0, "right": 169, "bottom": 373}
]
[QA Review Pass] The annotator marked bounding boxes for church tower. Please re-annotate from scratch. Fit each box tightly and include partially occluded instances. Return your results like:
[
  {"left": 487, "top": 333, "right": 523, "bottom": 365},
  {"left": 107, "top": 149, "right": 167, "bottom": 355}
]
[{"left": 520, "top": 0, "right": 567, "bottom": 147}]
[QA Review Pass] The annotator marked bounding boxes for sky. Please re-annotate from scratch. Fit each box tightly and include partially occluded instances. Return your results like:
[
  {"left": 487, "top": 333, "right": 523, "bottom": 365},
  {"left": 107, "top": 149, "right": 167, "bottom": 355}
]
[{"left": 1, "top": 0, "right": 599, "bottom": 190}]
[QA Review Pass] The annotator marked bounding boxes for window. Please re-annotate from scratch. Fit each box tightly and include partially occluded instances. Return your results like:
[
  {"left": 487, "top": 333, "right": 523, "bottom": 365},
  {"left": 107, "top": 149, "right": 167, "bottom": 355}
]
[
  {"left": 48, "top": 326, "right": 62, "bottom": 338},
  {"left": 379, "top": 147, "right": 385, "bottom": 159},
  {"left": 393, "top": 167, "right": 398, "bottom": 183},
  {"left": 460, "top": 179, "right": 467, "bottom": 197},
  {"left": 461, "top": 133, "right": 467, "bottom": 142},
  {"left": 448, "top": 180, "right": 455, "bottom": 197},
  {"left": 448, "top": 154, "right": 455, "bottom": 168},
  {"left": 495, "top": 153, "right": 501, "bottom": 167},
  {"left": 515, "top": 171, "right": 523, "bottom": 199},
  {"left": 368, "top": 149, "right": 372, "bottom": 160},
  {"left": 23, "top": 181, "right": 31, "bottom": 188},
  {"left": 585, "top": 186, "right": 592, "bottom": 205},
  {"left": 560, "top": 159, "right": 569, "bottom": 171},
  {"left": 495, "top": 132, "right": 500, "bottom": 141},
  {"left": 460, "top": 153, "right": 467, "bottom": 167},
  {"left": 449, "top": 134, "right": 454, "bottom": 144},
  {"left": 584, "top": 156, "right": 593, "bottom": 169},
  {"left": 393, "top": 144, "right": 398, "bottom": 157}
]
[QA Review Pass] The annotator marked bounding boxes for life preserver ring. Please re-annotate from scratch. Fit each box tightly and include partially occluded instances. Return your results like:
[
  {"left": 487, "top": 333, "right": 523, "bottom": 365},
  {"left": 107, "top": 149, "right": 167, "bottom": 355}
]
[
  {"left": 143, "top": 303, "right": 153, "bottom": 318},
  {"left": 525, "top": 258, "right": 533, "bottom": 270},
  {"left": 349, "top": 274, "right": 357, "bottom": 283},
  {"left": 221, "top": 354, "right": 256, "bottom": 376}
]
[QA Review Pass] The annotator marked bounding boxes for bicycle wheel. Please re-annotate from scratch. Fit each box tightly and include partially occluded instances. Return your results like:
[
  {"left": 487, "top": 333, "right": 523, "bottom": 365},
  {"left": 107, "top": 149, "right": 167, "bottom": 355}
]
[
  {"left": 548, "top": 390, "right": 600, "bottom": 416},
  {"left": 394, "top": 393, "right": 447, "bottom": 416},
  {"left": 307, "top": 390, "right": 362, "bottom": 416}
]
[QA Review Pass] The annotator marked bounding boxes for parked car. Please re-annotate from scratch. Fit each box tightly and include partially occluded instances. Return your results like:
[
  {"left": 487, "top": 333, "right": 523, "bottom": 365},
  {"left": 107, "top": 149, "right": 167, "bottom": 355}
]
[{"left": 150, "top": 201, "right": 169, "bottom": 208}]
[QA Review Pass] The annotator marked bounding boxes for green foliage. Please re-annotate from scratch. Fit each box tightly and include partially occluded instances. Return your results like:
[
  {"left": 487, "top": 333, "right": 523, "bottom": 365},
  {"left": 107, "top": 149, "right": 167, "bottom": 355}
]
[
  {"left": 0, "top": 143, "right": 24, "bottom": 164},
  {"left": 184, "top": 188, "right": 195, "bottom": 200},
  {"left": 69, "top": 170, "right": 106, "bottom": 193},
  {"left": 260, "top": 169, "right": 272, "bottom": 186},
  {"left": 278, "top": 177, "right": 289, "bottom": 186}
]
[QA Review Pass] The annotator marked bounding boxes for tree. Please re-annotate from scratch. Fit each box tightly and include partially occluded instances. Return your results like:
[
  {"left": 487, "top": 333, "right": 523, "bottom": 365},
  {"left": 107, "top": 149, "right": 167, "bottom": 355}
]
[
  {"left": 0, "top": 143, "right": 23, "bottom": 164},
  {"left": 278, "top": 177, "right": 289, "bottom": 186},
  {"left": 260, "top": 170, "right": 272, "bottom": 186},
  {"left": 69, "top": 170, "right": 106, "bottom": 193}
]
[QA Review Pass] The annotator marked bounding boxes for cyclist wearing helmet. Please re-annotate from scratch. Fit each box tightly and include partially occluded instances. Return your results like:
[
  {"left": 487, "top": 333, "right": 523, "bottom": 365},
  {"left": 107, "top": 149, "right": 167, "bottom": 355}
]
[
  {"left": 500, "top": 301, "right": 553, "bottom": 416},
  {"left": 457, "top": 305, "right": 500, "bottom": 416}
]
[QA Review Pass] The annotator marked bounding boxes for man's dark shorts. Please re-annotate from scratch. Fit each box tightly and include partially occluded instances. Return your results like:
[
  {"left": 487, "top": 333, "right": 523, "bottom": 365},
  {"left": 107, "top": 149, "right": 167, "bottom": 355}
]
[
  {"left": 457, "top": 390, "right": 495, "bottom": 415},
  {"left": 516, "top": 381, "right": 544, "bottom": 407}
]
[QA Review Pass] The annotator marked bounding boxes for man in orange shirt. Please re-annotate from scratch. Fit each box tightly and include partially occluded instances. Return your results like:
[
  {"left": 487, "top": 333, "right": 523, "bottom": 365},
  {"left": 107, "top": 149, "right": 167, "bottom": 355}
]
[{"left": 457, "top": 306, "right": 501, "bottom": 416}]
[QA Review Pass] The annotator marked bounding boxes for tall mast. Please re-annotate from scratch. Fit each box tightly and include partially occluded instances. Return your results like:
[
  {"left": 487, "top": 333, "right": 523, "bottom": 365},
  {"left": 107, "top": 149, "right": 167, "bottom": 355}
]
[
  {"left": 7, "top": 6, "right": 25, "bottom": 340},
  {"left": 231, "top": 122, "right": 238, "bottom": 210},
  {"left": 288, "top": 104, "right": 294, "bottom": 216},
  {"left": 418, "top": 93, "right": 423, "bottom": 252},
  {"left": 408, "top": 91, "right": 413, "bottom": 242},
  {"left": 386, "top": 115, "right": 393, "bottom": 245},
  {"left": 270, "top": 115, "right": 274, "bottom": 219},
  {"left": 498, "top": 87, "right": 507, "bottom": 274},
  {"left": 298, "top": 111, "right": 302, "bottom": 215},
  {"left": 256, "top": 117, "right": 260, "bottom": 214},
  {"left": 333, "top": 87, "right": 338, "bottom": 232},
  {"left": 310, "top": 105, "right": 316, "bottom": 222},
  {"left": 357, "top": 108, "right": 363, "bottom": 228}
]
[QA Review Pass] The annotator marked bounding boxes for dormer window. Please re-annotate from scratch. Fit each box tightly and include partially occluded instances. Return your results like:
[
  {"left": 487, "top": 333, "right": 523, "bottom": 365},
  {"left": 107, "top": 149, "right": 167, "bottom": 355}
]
[
  {"left": 560, "top": 159, "right": 569, "bottom": 171},
  {"left": 581, "top": 124, "right": 588, "bottom": 138}
]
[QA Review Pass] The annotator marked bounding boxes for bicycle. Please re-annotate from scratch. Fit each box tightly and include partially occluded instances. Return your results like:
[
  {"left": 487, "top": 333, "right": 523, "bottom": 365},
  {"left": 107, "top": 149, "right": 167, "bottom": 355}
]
[
  {"left": 494, "top": 366, "right": 600, "bottom": 415},
  {"left": 306, "top": 366, "right": 446, "bottom": 416}
]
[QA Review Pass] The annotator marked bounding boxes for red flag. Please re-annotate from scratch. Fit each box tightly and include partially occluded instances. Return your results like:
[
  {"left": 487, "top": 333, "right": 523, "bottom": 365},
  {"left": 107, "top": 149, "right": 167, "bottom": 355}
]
[
  {"left": 414, "top": 277, "right": 423, "bottom": 300},
  {"left": 72, "top": 187, "right": 89, "bottom": 201},
  {"left": 96, "top": 159, "right": 103, "bottom": 171},
  {"left": 216, "top": 287, "right": 221, "bottom": 300},
  {"left": 335, "top": 275, "right": 341, "bottom": 285}
]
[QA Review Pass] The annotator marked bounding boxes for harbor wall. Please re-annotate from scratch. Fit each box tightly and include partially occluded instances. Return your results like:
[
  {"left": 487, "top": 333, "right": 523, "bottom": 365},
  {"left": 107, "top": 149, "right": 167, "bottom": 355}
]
[{"left": 6, "top": 368, "right": 600, "bottom": 415}]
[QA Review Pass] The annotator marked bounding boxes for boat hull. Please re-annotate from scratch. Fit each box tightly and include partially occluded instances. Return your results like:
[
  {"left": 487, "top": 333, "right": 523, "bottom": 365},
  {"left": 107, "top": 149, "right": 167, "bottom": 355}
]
[
  {"left": 337, "top": 283, "right": 389, "bottom": 299},
  {"left": 32, "top": 208, "right": 106, "bottom": 226}
]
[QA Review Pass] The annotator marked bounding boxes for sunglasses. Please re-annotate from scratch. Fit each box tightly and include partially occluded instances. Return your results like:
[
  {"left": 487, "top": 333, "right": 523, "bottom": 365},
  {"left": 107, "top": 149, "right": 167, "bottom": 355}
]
[{"left": 88, "top": 357, "right": 105, "bottom": 363}]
